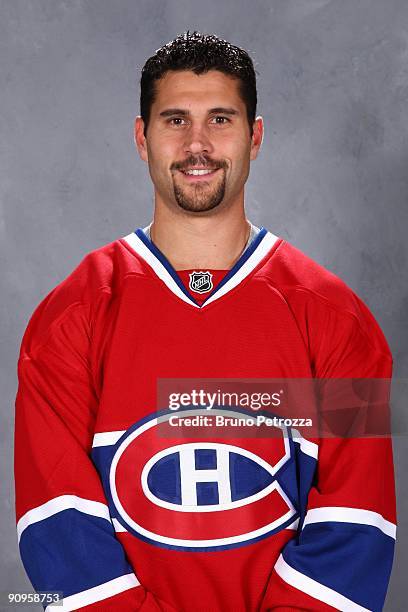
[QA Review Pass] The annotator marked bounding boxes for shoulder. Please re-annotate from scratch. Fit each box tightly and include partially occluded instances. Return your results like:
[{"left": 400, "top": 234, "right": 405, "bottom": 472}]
[
  {"left": 260, "top": 237, "right": 392, "bottom": 360},
  {"left": 262, "top": 238, "right": 356, "bottom": 312},
  {"left": 19, "top": 236, "right": 144, "bottom": 356}
]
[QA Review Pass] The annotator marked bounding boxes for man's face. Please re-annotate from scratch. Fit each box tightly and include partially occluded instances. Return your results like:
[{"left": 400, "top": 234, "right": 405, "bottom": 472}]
[{"left": 135, "top": 70, "right": 262, "bottom": 214}]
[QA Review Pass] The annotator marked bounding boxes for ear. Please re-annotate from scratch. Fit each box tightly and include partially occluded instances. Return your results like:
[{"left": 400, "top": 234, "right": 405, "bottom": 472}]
[
  {"left": 250, "top": 116, "right": 264, "bottom": 161},
  {"left": 134, "top": 116, "right": 148, "bottom": 162}
]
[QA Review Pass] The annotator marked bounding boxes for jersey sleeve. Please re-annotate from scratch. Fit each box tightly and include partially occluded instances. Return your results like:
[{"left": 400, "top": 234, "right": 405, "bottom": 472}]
[
  {"left": 261, "top": 295, "right": 397, "bottom": 612},
  {"left": 14, "top": 290, "right": 170, "bottom": 611}
]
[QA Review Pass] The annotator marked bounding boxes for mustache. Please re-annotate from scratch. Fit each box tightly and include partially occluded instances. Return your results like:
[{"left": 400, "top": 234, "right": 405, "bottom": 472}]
[{"left": 171, "top": 155, "right": 227, "bottom": 172}]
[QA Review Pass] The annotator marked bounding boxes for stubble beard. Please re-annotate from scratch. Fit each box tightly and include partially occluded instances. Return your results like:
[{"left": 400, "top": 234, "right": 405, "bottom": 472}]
[{"left": 172, "top": 170, "right": 227, "bottom": 213}]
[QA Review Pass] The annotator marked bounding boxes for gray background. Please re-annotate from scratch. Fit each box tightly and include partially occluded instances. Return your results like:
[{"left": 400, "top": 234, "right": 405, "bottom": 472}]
[{"left": 1, "top": 0, "right": 407, "bottom": 609}]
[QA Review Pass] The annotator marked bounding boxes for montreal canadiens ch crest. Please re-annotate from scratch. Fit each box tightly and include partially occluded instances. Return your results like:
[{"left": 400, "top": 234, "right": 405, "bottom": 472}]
[{"left": 108, "top": 409, "right": 297, "bottom": 551}]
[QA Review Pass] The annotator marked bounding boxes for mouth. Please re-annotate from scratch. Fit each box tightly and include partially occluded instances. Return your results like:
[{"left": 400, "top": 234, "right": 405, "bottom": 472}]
[{"left": 177, "top": 167, "right": 221, "bottom": 182}]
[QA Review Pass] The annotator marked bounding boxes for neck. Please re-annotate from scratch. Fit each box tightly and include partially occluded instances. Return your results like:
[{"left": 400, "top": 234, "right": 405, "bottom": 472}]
[{"left": 150, "top": 206, "right": 251, "bottom": 271}]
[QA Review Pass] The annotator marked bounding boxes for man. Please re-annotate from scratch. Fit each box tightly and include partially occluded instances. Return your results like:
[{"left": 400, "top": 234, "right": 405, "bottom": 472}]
[{"left": 15, "top": 31, "right": 396, "bottom": 611}]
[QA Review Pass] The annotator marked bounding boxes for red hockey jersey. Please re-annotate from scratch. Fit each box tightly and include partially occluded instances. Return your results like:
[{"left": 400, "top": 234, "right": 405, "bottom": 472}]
[{"left": 15, "top": 227, "right": 396, "bottom": 611}]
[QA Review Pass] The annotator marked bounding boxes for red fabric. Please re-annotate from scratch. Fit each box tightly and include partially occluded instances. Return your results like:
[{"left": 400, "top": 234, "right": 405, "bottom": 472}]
[{"left": 15, "top": 236, "right": 395, "bottom": 611}]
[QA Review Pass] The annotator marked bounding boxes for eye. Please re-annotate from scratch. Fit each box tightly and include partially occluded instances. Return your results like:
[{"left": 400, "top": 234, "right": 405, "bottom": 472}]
[
  {"left": 168, "top": 117, "right": 187, "bottom": 126},
  {"left": 210, "top": 116, "right": 230, "bottom": 125}
]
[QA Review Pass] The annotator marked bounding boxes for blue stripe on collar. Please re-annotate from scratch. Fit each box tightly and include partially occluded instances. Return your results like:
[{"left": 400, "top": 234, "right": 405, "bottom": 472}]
[
  {"left": 201, "top": 227, "right": 267, "bottom": 306},
  {"left": 135, "top": 228, "right": 199, "bottom": 306}
]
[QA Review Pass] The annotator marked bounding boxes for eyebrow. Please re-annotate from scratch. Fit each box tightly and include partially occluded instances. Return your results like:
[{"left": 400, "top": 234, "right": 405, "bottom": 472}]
[{"left": 159, "top": 107, "right": 239, "bottom": 118}]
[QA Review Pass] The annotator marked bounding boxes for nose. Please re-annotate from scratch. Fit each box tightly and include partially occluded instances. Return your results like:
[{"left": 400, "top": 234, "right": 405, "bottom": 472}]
[{"left": 183, "top": 123, "right": 214, "bottom": 156}]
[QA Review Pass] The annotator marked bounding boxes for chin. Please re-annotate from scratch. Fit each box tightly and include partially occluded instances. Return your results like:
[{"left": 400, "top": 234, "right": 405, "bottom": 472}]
[
  {"left": 175, "top": 200, "right": 224, "bottom": 214},
  {"left": 173, "top": 182, "right": 226, "bottom": 214}
]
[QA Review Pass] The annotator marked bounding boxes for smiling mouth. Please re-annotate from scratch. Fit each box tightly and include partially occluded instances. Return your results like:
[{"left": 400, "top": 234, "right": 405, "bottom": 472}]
[{"left": 178, "top": 167, "right": 220, "bottom": 181}]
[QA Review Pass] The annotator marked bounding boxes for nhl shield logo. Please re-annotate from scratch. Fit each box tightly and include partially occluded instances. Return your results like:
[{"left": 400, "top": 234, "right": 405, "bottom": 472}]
[
  {"left": 189, "top": 271, "right": 213, "bottom": 294},
  {"left": 107, "top": 409, "right": 298, "bottom": 551}
]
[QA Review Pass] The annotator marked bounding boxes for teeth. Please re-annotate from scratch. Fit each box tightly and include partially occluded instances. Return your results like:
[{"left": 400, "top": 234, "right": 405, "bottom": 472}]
[{"left": 184, "top": 169, "right": 214, "bottom": 175}]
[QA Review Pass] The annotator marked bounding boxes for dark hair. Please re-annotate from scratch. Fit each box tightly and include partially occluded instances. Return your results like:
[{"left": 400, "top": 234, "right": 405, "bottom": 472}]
[{"left": 140, "top": 31, "right": 257, "bottom": 137}]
